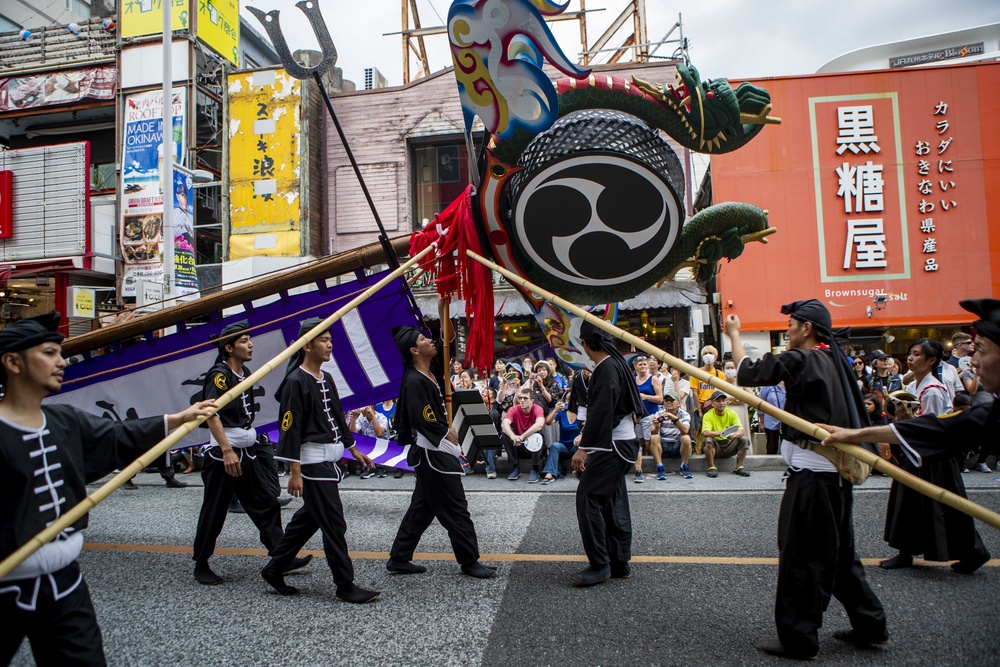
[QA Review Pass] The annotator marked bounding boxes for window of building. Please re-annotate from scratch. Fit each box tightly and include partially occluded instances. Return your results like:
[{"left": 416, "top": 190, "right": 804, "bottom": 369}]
[{"left": 411, "top": 137, "right": 479, "bottom": 229}]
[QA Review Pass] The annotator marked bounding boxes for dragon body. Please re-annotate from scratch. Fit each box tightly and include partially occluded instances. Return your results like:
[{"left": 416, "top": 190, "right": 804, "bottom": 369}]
[
  {"left": 478, "top": 63, "right": 779, "bottom": 304},
  {"left": 491, "top": 65, "right": 780, "bottom": 166}
]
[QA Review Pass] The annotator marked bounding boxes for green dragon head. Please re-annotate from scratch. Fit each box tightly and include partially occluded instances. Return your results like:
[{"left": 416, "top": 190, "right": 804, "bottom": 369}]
[{"left": 635, "top": 63, "right": 780, "bottom": 153}]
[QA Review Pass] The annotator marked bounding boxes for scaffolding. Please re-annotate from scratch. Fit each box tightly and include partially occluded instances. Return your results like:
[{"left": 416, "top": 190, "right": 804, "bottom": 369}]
[{"left": 389, "top": 0, "right": 689, "bottom": 85}]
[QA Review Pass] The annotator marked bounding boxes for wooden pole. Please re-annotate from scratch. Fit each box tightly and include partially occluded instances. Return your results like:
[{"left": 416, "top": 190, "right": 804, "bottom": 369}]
[
  {"left": 0, "top": 246, "right": 433, "bottom": 580},
  {"left": 441, "top": 297, "right": 453, "bottom": 424},
  {"left": 62, "top": 235, "right": 412, "bottom": 357},
  {"left": 467, "top": 249, "right": 1000, "bottom": 532}
]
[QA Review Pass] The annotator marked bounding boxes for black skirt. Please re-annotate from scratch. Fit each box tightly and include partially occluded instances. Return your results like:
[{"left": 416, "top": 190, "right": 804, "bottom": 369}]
[{"left": 884, "top": 453, "right": 985, "bottom": 561}]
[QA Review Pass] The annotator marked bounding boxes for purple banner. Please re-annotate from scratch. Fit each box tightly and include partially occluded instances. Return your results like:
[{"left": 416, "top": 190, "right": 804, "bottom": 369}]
[{"left": 48, "top": 270, "right": 421, "bottom": 452}]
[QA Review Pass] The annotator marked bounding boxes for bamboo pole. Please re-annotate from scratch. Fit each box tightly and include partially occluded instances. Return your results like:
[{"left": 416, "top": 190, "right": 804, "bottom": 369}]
[
  {"left": 0, "top": 247, "right": 433, "bottom": 580},
  {"left": 442, "top": 299, "right": 453, "bottom": 424},
  {"left": 467, "top": 249, "right": 1000, "bottom": 532},
  {"left": 61, "top": 235, "right": 412, "bottom": 357}
]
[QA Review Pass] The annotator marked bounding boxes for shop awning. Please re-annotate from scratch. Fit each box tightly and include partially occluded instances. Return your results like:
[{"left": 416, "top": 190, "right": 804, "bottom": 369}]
[
  {"left": 416, "top": 279, "right": 707, "bottom": 320},
  {"left": 0, "top": 257, "right": 85, "bottom": 277}
]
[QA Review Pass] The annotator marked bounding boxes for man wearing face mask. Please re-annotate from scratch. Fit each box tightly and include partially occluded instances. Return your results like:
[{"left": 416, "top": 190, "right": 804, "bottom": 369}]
[{"left": 690, "top": 346, "right": 725, "bottom": 448}]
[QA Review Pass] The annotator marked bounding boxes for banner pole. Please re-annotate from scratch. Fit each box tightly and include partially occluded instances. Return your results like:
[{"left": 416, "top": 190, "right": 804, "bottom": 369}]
[
  {"left": 0, "top": 246, "right": 434, "bottom": 580},
  {"left": 467, "top": 249, "right": 1000, "bottom": 532}
]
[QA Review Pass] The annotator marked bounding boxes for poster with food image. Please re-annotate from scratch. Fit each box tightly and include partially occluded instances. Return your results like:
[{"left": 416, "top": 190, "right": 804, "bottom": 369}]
[{"left": 119, "top": 87, "right": 186, "bottom": 298}]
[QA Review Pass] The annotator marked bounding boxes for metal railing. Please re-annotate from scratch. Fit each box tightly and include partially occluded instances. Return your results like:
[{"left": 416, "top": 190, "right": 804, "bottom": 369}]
[{"left": 0, "top": 18, "right": 116, "bottom": 75}]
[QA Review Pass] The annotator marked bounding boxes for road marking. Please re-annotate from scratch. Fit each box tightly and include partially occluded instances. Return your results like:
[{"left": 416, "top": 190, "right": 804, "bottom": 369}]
[{"left": 82, "top": 543, "right": 998, "bottom": 568}]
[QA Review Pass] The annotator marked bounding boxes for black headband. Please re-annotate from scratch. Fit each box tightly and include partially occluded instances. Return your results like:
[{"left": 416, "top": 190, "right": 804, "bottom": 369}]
[
  {"left": 961, "top": 298, "right": 1000, "bottom": 347},
  {"left": 0, "top": 312, "right": 63, "bottom": 356},
  {"left": 780, "top": 299, "right": 833, "bottom": 340}
]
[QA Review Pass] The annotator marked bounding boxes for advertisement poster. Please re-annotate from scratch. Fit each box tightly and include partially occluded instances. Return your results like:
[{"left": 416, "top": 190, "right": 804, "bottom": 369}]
[
  {"left": 120, "top": 87, "right": 187, "bottom": 298},
  {"left": 171, "top": 170, "right": 199, "bottom": 296},
  {"left": 0, "top": 66, "right": 116, "bottom": 112}
]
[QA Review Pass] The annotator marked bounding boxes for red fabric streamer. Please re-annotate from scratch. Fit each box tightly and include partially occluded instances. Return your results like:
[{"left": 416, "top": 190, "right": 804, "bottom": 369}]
[{"left": 408, "top": 185, "right": 495, "bottom": 371}]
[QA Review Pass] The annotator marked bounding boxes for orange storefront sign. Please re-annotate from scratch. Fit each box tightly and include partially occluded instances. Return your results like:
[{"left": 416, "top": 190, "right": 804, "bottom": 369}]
[{"left": 713, "top": 62, "right": 1000, "bottom": 330}]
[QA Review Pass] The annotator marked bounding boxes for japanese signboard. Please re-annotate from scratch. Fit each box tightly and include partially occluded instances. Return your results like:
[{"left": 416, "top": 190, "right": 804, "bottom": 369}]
[
  {"left": 713, "top": 62, "right": 1000, "bottom": 329},
  {"left": 119, "top": 0, "right": 239, "bottom": 66},
  {"left": 120, "top": 0, "right": 189, "bottom": 38},
  {"left": 0, "top": 66, "right": 116, "bottom": 112},
  {"left": 197, "top": 0, "right": 240, "bottom": 66},
  {"left": 120, "top": 88, "right": 198, "bottom": 299},
  {"left": 227, "top": 69, "right": 303, "bottom": 259}
]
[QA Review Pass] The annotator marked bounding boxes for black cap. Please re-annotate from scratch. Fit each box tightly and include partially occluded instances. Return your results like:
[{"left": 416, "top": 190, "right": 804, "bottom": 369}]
[
  {"left": 0, "top": 312, "right": 63, "bottom": 356},
  {"left": 780, "top": 299, "right": 833, "bottom": 341},
  {"left": 961, "top": 298, "right": 1000, "bottom": 347},
  {"left": 710, "top": 389, "right": 728, "bottom": 401},
  {"left": 868, "top": 349, "right": 888, "bottom": 363}
]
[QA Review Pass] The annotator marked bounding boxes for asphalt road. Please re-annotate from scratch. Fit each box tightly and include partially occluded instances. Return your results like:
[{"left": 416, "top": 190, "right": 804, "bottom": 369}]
[{"left": 10, "top": 467, "right": 1000, "bottom": 667}]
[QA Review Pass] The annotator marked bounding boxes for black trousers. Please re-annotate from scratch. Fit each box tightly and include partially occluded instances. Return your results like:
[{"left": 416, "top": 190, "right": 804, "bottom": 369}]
[
  {"left": 503, "top": 436, "right": 545, "bottom": 470},
  {"left": 192, "top": 447, "right": 283, "bottom": 564},
  {"left": 389, "top": 462, "right": 481, "bottom": 566},
  {"left": 776, "top": 470, "right": 887, "bottom": 656},
  {"left": 269, "top": 476, "right": 354, "bottom": 587},
  {"left": 0, "top": 562, "right": 106, "bottom": 667},
  {"left": 765, "top": 428, "right": 781, "bottom": 455},
  {"left": 576, "top": 445, "right": 635, "bottom": 570},
  {"left": 254, "top": 437, "right": 281, "bottom": 499}
]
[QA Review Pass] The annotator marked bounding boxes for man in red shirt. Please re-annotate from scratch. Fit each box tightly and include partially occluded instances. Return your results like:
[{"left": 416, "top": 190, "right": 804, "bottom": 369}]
[{"left": 501, "top": 387, "right": 546, "bottom": 482}]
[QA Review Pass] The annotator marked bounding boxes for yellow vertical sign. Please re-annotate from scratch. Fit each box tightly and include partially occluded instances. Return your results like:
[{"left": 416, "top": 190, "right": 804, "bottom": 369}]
[
  {"left": 198, "top": 0, "right": 240, "bottom": 66},
  {"left": 120, "top": 0, "right": 191, "bottom": 38},
  {"left": 227, "top": 69, "right": 302, "bottom": 259}
]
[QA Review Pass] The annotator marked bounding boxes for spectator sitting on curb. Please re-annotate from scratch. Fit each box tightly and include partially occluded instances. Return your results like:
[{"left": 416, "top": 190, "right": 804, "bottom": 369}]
[
  {"left": 650, "top": 391, "right": 693, "bottom": 480},
  {"left": 700, "top": 390, "right": 752, "bottom": 478},
  {"left": 501, "top": 387, "right": 547, "bottom": 482},
  {"left": 348, "top": 405, "right": 389, "bottom": 479},
  {"left": 540, "top": 389, "right": 580, "bottom": 485}
]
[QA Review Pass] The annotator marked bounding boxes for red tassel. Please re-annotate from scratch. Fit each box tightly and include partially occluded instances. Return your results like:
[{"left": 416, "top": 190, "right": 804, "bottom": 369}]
[{"left": 407, "top": 185, "right": 495, "bottom": 371}]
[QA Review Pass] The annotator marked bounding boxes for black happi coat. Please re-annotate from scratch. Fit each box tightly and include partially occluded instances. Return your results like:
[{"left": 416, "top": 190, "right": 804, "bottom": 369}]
[
  {"left": 884, "top": 401, "right": 996, "bottom": 560},
  {"left": 395, "top": 366, "right": 463, "bottom": 474},
  {"left": 202, "top": 362, "right": 256, "bottom": 428},
  {"left": 276, "top": 367, "right": 353, "bottom": 463},
  {"left": 736, "top": 348, "right": 862, "bottom": 443},
  {"left": 1, "top": 405, "right": 165, "bottom": 560},
  {"left": 578, "top": 356, "right": 640, "bottom": 461}
]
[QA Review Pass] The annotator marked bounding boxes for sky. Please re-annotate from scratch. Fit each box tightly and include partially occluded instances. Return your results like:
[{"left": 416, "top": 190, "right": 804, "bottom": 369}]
[{"left": 239, "top": 0, "right": 1000, "bottom": 89}]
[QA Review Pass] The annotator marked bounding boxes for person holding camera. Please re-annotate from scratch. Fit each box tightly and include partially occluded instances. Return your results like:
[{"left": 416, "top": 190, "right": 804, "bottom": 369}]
[
  {"left": 540, "top": 390, "right": 581, "bottom": 484},
  {"left": 650, "top": 391, "right": 693, "bottom": 480}
]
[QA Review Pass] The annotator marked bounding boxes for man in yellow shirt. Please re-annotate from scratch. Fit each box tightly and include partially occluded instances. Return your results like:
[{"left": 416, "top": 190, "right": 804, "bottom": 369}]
[{"left": 700, "top": 390, "right": 751, "bottom": 478}]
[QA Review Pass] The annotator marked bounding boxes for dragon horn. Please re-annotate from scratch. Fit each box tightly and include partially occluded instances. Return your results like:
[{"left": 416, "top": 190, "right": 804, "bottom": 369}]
[{"left": 740, "top": 104, "right": 782, "bottom": 125}]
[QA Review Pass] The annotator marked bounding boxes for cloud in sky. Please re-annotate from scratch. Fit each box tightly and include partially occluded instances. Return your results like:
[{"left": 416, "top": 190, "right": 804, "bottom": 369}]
[{"left": 240, "top": 0, "right": 1000, "bottom": 88}]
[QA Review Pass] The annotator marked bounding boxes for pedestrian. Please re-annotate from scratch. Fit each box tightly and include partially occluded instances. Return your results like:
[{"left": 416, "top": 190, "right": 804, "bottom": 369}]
[
  {"left": 725, "top": 300, "right": 888, "bottom": 660},
  {"left": 260, "top": 318, "right": 379, "bottom": 603},
  {"left": 0, "top": 312, "right": 215, "bottom": 665},
  {"left": 385, "top": 325, "right": 496, "bottom": 579},
  {"left": 569, "top": 319, "right": 645, "bottom": 587},
  {"left": 192, "top": 320, "right": 309, "bottom": 585}
]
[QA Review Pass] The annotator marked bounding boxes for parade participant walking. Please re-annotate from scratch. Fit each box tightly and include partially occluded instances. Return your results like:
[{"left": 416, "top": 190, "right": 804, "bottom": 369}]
[
  {"left": 725, "top": 300, "right": 888, "bottom": 660},
  {"left": 880, "top": 339, "right": 984, "bottom": 571},
  {"left": 0, "top": 313, "right": 215, "bottom": 666},
  {"left": 260, "top": 319, "right": 379, "bottom": 603},
  {"left": 385, "top": 326, "right": 496, "bottom": 579},
  {"left": 192, "top": 321, "right": 309, "bottom": 585},
  {"left": 826, "top": 314, "right": 994, "bottom": 576},
  {"left": 569, "top": 320, "right": 645, "bottom": 587}
]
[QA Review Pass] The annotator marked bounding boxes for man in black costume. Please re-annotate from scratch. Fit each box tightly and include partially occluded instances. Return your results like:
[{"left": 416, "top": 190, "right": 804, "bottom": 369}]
[
  {"left": 385, "top": 325, "right": 496, "bottom": 579},
  {"left": 725, "top": 300, "right": 888, "bottom": 660},
  {"left": 192, "top": 320, "right": 310, "bottom": 585},
  {"left": 0, "top": 313, "right": 215, "bottom": 666},
  {"left": 260, "top": 318, "right": 379, "bottom": 603},
  {"left": 568, "top": 319, "right": 645, "bottom": 587},
  {"left": 824, "top": 297, "right": 999, "bottom": 574}
]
